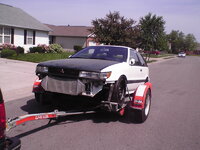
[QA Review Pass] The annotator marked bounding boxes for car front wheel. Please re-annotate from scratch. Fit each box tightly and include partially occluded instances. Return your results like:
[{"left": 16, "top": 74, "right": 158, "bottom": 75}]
[{"left": 112, "top": 76, "right": 127, "bottom": 108}]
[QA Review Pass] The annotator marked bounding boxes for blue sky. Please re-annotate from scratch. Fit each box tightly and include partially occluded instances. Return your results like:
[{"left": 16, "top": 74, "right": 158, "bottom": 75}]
[{"left": 1, "top": 0, "right": 200, "bottom": 42}]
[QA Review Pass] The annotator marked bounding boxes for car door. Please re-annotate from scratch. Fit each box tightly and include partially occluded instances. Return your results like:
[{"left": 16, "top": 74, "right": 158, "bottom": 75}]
[
  {"left": 126, "top": 50, "right": 144, "bottom": 92},
  {"left": 136, "top": 52, "right": 149, "bottom": 81}
]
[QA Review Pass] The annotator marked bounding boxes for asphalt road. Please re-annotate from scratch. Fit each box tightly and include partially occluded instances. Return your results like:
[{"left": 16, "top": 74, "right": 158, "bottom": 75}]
[{"left": 5, "top": 56, "right": 200, "bottom": 150}]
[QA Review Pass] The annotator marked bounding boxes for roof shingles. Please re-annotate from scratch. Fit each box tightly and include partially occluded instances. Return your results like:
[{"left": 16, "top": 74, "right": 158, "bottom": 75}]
[
  {"left": 46, "top": 24, "right": 92, "bottom": 37},
  {"left": 0, "top": 3, "right": 50, "bottom": 31}
]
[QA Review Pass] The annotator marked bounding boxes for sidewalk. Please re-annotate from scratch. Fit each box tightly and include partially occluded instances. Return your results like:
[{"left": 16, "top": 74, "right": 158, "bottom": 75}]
[{"left": 0, "top": 58, "right": 37, "bottom": 101}]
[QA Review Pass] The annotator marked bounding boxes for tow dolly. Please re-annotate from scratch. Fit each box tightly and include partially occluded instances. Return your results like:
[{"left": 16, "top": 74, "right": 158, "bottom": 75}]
[
  {"left": 6, "top": 109, "right": 97, "bottom": 132},
  {"left": 6, "top": 82, "right": 152, "bottom": 132}
]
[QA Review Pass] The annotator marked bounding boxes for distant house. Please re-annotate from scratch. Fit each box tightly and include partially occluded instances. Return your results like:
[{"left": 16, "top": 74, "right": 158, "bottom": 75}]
[
  {"left": 46, "top": 24, "right": 98, "bottom": 50},
  {"left": 0, "top": 3, "right": 50, "bottom": 52}
]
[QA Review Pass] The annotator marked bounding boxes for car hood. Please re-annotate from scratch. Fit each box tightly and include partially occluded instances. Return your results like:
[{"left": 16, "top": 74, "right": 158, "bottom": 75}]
[{"left": 38, "top": 58, "right": 120, "bottom": 72}]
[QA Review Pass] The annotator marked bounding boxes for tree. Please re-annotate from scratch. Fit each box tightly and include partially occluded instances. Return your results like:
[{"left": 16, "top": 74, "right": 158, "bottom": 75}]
[
  {"left": 139, "top": 13, "right": 166, "bottom": 51},
  {"left": 167, "top": 30, "right": 185, "bottom": 53},
  {"left": 156, "top": 33, "right": 169, "bottom": 51},
  {"left": 167, "top": 31, "right": 197, "bottom": 53},
  {"left": 184, "top": 34, "right": 198, "bottom": 51},
  {"left": 90, "top": 11, "right": 140, "bottom": 48}
]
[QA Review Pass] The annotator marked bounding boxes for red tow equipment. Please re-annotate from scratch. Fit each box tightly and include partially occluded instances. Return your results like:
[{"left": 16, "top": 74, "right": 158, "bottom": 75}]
[
  {"left": 130, "top": 82, "right": 152, "bottom": 110},
  {"left": 6, "top": 110, "right": 96, "bottom": 131}
]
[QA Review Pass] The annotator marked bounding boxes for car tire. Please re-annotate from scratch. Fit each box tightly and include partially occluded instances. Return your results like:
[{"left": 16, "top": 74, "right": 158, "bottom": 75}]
[
  {"left": 112, "top": 76, "right": 127, "bottom": 108},
  {"left": 35, "top": 93, "right": 49, "bottom": 105},
  {"left": 127, "top": 89, "right": 151, "bottom": 123}
]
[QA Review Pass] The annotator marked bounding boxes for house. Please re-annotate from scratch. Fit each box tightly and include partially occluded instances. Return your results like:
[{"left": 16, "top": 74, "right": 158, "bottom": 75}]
[
  {"left": 46, "top": 24, "right": 98, "bottom": 50},
  {"left": 0, "top": 3, "right": 50, "bottom": 52}
]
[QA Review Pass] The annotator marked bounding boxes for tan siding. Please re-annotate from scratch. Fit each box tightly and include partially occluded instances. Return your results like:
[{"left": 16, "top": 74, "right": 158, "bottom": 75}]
[{"left": 55, "top": 36, "right": 87, "bottom": 49}]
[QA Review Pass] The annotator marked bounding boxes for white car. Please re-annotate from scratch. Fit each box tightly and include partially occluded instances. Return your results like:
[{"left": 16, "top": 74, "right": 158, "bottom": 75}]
[
  {"left": 178, "top": 52, "right": 186, "bottom": 57},
  {"left": 34, "top": 46, "right": 149, "bottom": 111}
]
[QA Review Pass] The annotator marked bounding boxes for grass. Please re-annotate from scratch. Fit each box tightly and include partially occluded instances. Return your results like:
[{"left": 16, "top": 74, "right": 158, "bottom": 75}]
[
  {"left": 142, "top": 53, "right": 175, "bottom": 59},
  {"left": 163, "top": 56, "right": 175, "bottom": 59},
  {"left": 8, "top": 52, "right": 74, "bottom": 63},
  {"left": 150, "top": 54, "right": 174, "bottom": 58},
  {"left": 147, "top": 60, "right": 157, "bottom": 63}
]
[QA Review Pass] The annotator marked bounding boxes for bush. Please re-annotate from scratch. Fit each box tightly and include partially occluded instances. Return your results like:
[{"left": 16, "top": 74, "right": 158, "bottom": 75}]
[
  {"left": 29, "top": 44, "right": 64, "bottom": 53},
  {"left": 49, "top": 44, "right": 63, "bottom": 53},
  {"left": 30, "top": 46, "right": 45, "bottom": 53},
  {"left": 0, "top": 44, "right": 16, "bottom": 50},
  {"left": 29, "top": 44, "right": 49, "bottom": 53},
  {"left": 74, "top": 45, "right": 83, "bottom": 52},
  {"left": 16, "top": 46, "right": 24, "bottom": 55},
  {"left": 1, "top": 49, "right": 16, "bottom": 58}
]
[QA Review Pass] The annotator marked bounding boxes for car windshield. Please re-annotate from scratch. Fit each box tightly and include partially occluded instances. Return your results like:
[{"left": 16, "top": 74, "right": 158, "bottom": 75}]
[
  {"left": 71, "top": 46, "right": 128, "bottom": 62},
  {"left": 179, "top": 52, "right": 185, "bottom": 54}
]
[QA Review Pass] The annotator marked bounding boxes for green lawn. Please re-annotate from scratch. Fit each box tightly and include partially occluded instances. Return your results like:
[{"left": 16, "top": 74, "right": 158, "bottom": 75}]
[
  {"left": 8, "top": 52, "right": 74, "bottom": 63},
  {"left": 143, "top": 53, "right": 175, "bottom": 58},
  {"left": 163, "top": 56, "right": 175, "bottom": 59},
  {"left": 147, "top": 60, "right": 157, "bottom": 63}
]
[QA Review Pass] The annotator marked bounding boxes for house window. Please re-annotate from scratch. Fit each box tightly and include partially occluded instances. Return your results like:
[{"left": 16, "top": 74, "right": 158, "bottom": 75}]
[
  {"left": 0, "top": 27, "right": 11, "bottom": 44},
  {"left": 27, "top": 30, "right": 33, "bottom": 45}
]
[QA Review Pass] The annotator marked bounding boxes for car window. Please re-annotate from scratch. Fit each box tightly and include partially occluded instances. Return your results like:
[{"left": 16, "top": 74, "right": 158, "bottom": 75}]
[
  {"left": 130, "top": 50, "right": 140, "bottom": 65},
  {"left": 71, "top": 46, "right": 128, "bottom": 62},
  {"left": 137, "top": 52, "right": 146, "bottom": 66},
  {"left": 72, "top": 48, "right": 95, "bottom": 58}
]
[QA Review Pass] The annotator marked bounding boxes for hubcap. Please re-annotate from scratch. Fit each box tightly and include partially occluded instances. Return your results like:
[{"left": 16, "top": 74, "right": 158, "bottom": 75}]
[{"left": 145, "top": 94, "right": 150, "bottom": 116}]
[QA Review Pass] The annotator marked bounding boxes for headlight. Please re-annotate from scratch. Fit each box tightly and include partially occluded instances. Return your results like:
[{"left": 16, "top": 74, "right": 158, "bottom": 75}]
[
  {"left": 79, "top": 71, "right": 111, "bottom": 80},
  {"left": 36, "top": 66, "right": 48, "bottom": 73},
  {"left": 99, "top": 72, "right": 112, "bottom": 80}
]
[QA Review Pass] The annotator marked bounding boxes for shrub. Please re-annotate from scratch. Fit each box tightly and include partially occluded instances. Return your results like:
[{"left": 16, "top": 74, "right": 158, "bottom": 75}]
[
  {"left": 49, "top": 44, "right": 64, "bottom": 53},
  {"left": 16, "top": 46, "right": 24, "bottom": 55},
  {"left": 29, "top": 44, "right": 49, "bottom": 53},
  {"left": 74, "top": 45, "right": 83, "bottom": 52},
  {"left": 38, "top": 44, "right": 49, "bottom": 51},
  {"left": 1, "top": 49, "right": 16, "bottom": 58},
  {"left": 30, "top": 47, "right": 44, "bottom": 53},
  {"left": 0, "top": 44, "right": 16, "bottom": 50}
]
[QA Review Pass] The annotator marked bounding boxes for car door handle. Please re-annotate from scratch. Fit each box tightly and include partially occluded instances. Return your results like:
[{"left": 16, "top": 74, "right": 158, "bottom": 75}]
[{"left": 140, "top": 69, "right": 142, "bottom": 72}]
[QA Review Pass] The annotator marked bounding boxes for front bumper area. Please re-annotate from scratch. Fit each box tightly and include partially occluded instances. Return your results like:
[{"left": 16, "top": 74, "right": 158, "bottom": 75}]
[{"left": 41, "top": 76, "right": 104, "bottom": 97}]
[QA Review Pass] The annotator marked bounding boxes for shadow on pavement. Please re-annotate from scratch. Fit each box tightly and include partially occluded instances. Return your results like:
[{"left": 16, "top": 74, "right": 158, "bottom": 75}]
[
  {"left": 20, "top": 98, "right": 55, "bottom": 114},
  {"left": 16, "top": 96, "right": 140, "bottom": 139},
  {"left": 20, "top": 97, "right": 133, "bottom": 124}
]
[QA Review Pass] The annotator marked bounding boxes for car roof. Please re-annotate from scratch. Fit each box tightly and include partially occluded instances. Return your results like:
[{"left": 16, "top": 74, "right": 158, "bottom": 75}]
[{"left": 88, "top": 45, "right": 134, "bottom": 50}]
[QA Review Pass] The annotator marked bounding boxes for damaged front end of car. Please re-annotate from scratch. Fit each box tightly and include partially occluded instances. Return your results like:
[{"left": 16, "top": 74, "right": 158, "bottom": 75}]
[{"left": 35, "top": 65, "right": 112, "bottom": 97}]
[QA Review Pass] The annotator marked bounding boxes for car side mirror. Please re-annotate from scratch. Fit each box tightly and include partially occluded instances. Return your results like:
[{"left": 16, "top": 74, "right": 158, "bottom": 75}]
[{"left": 129, "top": 58, "right": 135, "bottom": 66}]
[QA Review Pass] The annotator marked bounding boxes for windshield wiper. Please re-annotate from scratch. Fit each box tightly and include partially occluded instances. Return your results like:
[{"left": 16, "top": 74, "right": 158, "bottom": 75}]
[
  {"left": 70, "top": 57, "right": 88, "bottom": 59},
  {"left": 90, "top": 57, "right": 109, "bottom": 60}
]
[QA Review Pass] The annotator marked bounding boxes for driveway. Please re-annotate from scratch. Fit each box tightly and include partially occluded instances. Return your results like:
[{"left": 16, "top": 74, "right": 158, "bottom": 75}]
[{"left": 0, "top": 58, "right": 37, "bottom": 101}]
